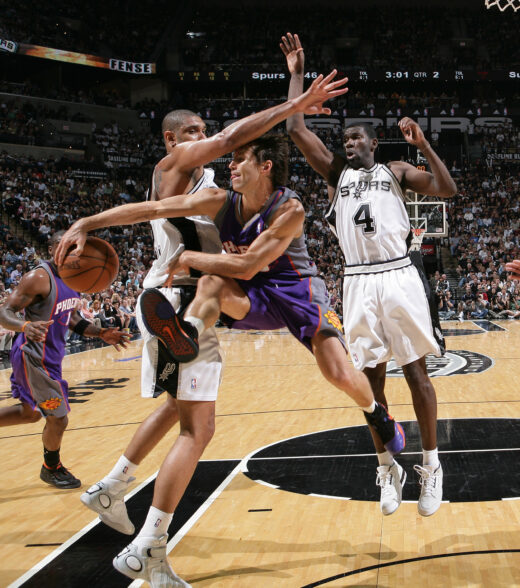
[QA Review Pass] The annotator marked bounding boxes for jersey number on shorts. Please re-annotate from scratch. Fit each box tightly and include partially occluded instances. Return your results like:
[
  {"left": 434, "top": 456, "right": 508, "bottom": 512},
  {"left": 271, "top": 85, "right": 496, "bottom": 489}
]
[{"left": 353, "top": 203, "right": 376, "bottom": 234}]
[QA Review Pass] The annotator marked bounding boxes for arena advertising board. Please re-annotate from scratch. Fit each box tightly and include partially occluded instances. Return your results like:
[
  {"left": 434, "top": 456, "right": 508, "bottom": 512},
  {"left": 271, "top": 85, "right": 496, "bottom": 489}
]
[{"left": 0, "top": 39, "right": 155, "bottom": 74}]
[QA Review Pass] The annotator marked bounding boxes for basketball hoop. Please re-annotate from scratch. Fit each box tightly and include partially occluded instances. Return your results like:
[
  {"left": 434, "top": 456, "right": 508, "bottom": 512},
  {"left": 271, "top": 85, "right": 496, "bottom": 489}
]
[
  {"left": 485, "top": 0, "right": 520, "bottom": 11},
  {"left": 409, "top": 227, "right": 426, "bottom": 252}
]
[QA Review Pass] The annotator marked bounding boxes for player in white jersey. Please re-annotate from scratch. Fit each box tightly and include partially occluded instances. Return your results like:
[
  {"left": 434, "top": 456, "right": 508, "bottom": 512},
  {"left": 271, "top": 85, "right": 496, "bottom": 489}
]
[
  {"left": 282, "top": 33, "right": 457, "bottom": 518},
  {"left": 57, "top": 73, "right": 353, "bottom": 587}
]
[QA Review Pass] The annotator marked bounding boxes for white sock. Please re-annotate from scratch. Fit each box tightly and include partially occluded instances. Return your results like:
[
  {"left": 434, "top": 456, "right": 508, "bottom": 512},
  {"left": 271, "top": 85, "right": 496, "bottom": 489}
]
[
  {"left": 422, "top": 448, "right": 440, "bottom": 468},
  {"left": 377, "top": 451, "right": 394, "bottom": 467},
  {"left": 184, "top": 315, "right": 205, "bottom": 336},
  {"left": 361, "top": 400, "right": 376, "bottom": 414},
  {"left": 137, "top": 506, "right": 173, "bottom": 540},
  {"left": 105, "top": 455, "right": 137, "bottom": 483}
]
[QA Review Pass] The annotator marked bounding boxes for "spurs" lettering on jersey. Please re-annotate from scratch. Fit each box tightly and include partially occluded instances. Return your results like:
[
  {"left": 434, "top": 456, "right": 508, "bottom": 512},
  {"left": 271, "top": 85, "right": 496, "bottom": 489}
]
[
  {"left": 54, "top": 298, "right": 78, "bottom": 315},
  {"left": 340, "top": 180, "right": 391, "bottom": 197}
]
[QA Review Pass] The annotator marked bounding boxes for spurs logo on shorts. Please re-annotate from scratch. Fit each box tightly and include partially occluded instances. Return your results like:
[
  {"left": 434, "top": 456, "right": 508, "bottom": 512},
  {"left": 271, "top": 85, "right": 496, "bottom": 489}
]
[{"left": 159, "top": 362, "right": 176, "bottom": 382}]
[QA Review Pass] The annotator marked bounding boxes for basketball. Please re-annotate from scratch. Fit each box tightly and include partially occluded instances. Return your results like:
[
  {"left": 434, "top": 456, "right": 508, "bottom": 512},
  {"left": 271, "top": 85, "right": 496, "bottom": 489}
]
[{"left": 58, "top": 237, "right": 119, "bottom": 294}]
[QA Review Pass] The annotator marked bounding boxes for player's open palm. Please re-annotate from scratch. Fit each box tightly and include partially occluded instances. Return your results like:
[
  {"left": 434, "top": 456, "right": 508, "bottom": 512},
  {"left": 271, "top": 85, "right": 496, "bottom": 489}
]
[
  {"left": 100, "top": 328, "right": 130, "bottom": 351},
  {"left": 296, "top": 70, "right": 348, "bottom": 116},
  {"left": 280, "top": 32, "right": 304, "bottom": 75}
]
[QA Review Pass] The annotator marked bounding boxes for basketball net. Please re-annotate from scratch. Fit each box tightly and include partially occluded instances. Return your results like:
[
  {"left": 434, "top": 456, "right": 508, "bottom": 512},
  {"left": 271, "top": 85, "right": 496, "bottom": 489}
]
[
  {"left": 409, "top": 227, "right": 426, "bottom": 252},
  {"left": 485, "top": 0, "right": 520, "bottom": 11}
]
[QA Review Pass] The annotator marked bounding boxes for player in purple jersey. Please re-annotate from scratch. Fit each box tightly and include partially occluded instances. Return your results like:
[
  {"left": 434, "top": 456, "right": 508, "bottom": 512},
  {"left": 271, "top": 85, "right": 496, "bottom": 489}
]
[
  {"left": 0, "top": 232, "right": 129, "bottom": 489},
  {"left": 55, "top": 136, "right": 406, "bottom": 463}
]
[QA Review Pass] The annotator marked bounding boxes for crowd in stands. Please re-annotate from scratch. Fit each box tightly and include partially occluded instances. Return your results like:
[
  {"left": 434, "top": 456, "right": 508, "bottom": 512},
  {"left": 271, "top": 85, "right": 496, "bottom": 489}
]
[
  {"left": 182, "top": 2, "right": 520, "bottom": 71},
  {"left": 444, "top": 152, "right": 520, "bottom": 321},
  {"left": 1, "top": 108, "right": 520, "bottom": 361},
  {"left": 0, "top": 81, "right": 131, "bottom": 110}
]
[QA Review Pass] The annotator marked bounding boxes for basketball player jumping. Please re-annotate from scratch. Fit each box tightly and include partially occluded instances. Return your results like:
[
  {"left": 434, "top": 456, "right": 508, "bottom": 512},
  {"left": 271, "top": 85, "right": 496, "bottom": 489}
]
[
  {"left": 0, "top": 231, "right": 129, "bottom": 489},
  {"left": 281, "top": 33, "right": 457, "bottom": 517},
  {"left": 57, "top": 72, "right": 354, "bottom": 587},
  {"left": 56, "top": 133, "right": 406, "bottom": 507}
]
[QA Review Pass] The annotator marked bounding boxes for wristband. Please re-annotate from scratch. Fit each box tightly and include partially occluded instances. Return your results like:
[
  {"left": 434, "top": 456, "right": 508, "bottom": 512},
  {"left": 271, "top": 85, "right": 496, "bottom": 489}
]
[
  {"left": 72, "top": 318, "right": 91, "bottom": 335},
  {"left": 21, "top": 321, "right": 30, "bottom": 332}
]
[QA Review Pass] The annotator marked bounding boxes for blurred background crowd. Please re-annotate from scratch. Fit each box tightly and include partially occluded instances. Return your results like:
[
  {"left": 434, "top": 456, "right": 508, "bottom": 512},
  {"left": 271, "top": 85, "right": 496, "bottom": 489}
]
[{"left": 1, "top": 0, "right": 519, "bottom": 356}]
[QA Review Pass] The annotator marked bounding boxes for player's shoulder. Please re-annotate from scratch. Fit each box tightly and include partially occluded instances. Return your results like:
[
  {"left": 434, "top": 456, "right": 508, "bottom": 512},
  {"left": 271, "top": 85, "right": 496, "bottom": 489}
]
[{"left": 15, "top": 265, "right": 51, "bottom": 295}]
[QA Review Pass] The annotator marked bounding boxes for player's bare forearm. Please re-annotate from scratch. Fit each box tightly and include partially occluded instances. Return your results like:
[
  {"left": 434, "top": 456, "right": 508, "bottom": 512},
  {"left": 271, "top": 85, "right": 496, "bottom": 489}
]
[
  {"left": 0, "top": 304, "right": 26, "bottom": 331},
  {"left": 180, "top": 251, "right": 254, "bottom": 281},
  {"left": 417, "top": 142, "right": 457, "bottom": 198},
  {"left": 287, "top": 73, "right": 305, "bottom": 133}
]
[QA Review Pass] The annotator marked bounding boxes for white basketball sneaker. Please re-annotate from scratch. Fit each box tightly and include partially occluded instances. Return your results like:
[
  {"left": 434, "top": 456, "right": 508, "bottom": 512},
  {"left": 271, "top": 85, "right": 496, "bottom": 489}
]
[
  {"left": 376, "top": 461, "right": 407, "bottom": 515},
  {"left": 80, "top": 477, "right": 135, "bottom": 535},
  {"left": 113, "top": 534, "right": 191, "bottom": 587},
  {"left": 414, "top": 463, "right": 443, "bottom": 516}
]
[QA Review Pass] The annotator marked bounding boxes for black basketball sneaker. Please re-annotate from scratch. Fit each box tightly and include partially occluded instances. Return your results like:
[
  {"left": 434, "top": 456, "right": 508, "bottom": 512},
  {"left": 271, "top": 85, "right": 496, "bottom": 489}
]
[
  {"left": 40, "top": 463, "right": 81, "bottom": 489},
  {"left": 364, "top": 402, "right": 406, "bottom": 456}
]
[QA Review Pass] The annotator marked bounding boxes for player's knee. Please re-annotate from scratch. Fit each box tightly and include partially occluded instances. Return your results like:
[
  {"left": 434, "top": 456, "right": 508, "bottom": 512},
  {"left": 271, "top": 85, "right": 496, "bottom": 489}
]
[
  {"left": 327, "top": 365, "right": 357, "bottom": 393},
  {"left": 197, "top": 274, "right": 226, "bottom": 298},
  {"left": 46, "top": 414, "right": 68, "bottom": 432},
  {"left": 22, "top": 407, "right": 42, "bottom": 423}
]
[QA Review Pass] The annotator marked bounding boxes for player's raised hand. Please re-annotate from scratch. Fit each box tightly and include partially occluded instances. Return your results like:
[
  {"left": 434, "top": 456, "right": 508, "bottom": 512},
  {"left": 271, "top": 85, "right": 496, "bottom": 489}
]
[
  {"left": 294, "top": 70, "right": 348, "bottom": 116},
  {"left": 24, "top": 320, "right": 53, "bottom": 342},
  {"left": 100, "top": 327, "right": 130, "bottom": 351},
  {"left": 54, "top": 221, "right": 88, "bottom": 267},
  {"left": 280, "top": 32, "right": 304, "bottom": 76},
  {"left": 399, "top": 117, "right": 428, "bottom": 149},
  {"left": 506, "top": 259, "right": 520, "bottom": 280}
]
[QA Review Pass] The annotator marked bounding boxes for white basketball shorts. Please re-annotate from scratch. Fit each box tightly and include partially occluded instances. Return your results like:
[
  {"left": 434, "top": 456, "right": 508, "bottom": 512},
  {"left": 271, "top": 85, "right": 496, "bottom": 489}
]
[
  {"left": 342, "top": 264, "right": 441, "bottom": 370},
  {"left": 136, "top": 287, "right": 222, "bottom": 401}
]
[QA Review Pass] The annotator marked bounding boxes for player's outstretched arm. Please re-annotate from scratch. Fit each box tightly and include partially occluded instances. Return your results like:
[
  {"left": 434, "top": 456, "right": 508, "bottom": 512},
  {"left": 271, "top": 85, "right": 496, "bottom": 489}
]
[
  {"left": 173, "top": 67, "right": 348, "bottom": 175},
  {"left": 55, "top": 188, "right": 227, "bottom": 265},
  {"left": 281, "top": 32, "right": 343, "bottom": 184},
  {"left": 394, "top": 117, "right": 457, "bottom": 197},
  {"left": 69, "top": 311, "right": 130, "bottom": 351}
]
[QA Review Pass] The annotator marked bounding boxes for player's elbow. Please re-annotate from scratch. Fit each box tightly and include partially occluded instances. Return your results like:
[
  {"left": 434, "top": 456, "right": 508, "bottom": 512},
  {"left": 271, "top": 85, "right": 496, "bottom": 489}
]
[
  {"left": 233, "top": 258, "right": 260, "bottom": 281},
  {"left": 441, "top": 179, "right": 457, "bottom": 198}
]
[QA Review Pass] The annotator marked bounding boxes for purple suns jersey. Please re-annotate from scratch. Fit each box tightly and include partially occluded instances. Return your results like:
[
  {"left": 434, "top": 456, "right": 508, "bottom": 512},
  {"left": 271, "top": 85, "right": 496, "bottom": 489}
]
[
  {"left": 214, "top": 187, "right": 317, "bottom": 279},
  {"left": 11, "top": 262, "right": 80, "bottom": 376},
  {"left": 214, "top": 187, "right": 344, "bottom": 352}
]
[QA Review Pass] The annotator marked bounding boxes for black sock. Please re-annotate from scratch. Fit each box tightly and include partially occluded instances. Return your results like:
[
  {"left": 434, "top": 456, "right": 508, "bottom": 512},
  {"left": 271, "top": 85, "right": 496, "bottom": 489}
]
[{"left": 44, "top": 447, "right": 60, "bottom": 469}]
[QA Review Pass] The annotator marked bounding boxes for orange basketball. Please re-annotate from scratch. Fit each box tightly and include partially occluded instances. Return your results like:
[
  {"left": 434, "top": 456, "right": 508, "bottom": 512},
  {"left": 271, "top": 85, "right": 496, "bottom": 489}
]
[{"left": 58, "top": 236, "right": 119, "bottom": 294}]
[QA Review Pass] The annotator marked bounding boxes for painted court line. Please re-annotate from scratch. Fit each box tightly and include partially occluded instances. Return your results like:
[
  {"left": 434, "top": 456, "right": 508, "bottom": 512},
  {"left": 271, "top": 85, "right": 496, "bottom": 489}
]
[
  {"left": 7, "top": 471, "right": 160, "bottom": 588},
  {"left": 129, "top": 460, "right": 246, "bottom": 587}
]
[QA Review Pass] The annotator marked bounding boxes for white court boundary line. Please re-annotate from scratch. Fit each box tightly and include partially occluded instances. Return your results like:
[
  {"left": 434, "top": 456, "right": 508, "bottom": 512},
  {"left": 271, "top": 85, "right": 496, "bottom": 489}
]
[
  {"left": 7, "top": 460, "right": 245, "bottom": 588},
  {"left": 9, "top": 418, "right": 520, "bottom": 585},
  {"left": 7, "top": 470, "right": 159, "bottom": 588},
  {"left": 129, "top": 460, "right": 245, "bottom": 587}
]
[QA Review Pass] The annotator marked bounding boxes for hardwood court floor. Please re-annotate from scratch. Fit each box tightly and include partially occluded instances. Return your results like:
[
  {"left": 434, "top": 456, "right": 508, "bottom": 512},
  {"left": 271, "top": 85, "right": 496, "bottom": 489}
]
[{"left": 1, "top": 320, "right": 520, "bottom": 587}]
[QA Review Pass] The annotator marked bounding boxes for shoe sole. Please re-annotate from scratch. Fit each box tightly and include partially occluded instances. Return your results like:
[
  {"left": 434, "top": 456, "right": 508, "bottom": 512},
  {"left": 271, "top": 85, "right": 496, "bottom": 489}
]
[
  {"left": 140, "top": 289, "right": 199, "bottom": 363},
  {"left": 40, "top": 474, "right": 81, "bottom": 489},
  {"left": 384, "top": 422, "right": 406, "bottom": 456}
]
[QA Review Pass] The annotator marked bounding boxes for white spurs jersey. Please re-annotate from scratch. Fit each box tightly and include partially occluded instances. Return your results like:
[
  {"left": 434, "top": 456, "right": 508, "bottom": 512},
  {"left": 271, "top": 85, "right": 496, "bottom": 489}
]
[
  {"left": 325, "top": 163, "right": 411, "bottom": 274},
  {"left": 143, "top": 168, "right": 223, "bottom": 288}
]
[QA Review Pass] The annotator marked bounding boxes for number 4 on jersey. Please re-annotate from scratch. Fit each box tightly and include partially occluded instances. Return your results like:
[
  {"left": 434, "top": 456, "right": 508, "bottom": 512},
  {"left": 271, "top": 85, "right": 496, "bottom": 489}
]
[{"left": 353, "top": 203, "right": 376, "bottom": 234}]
